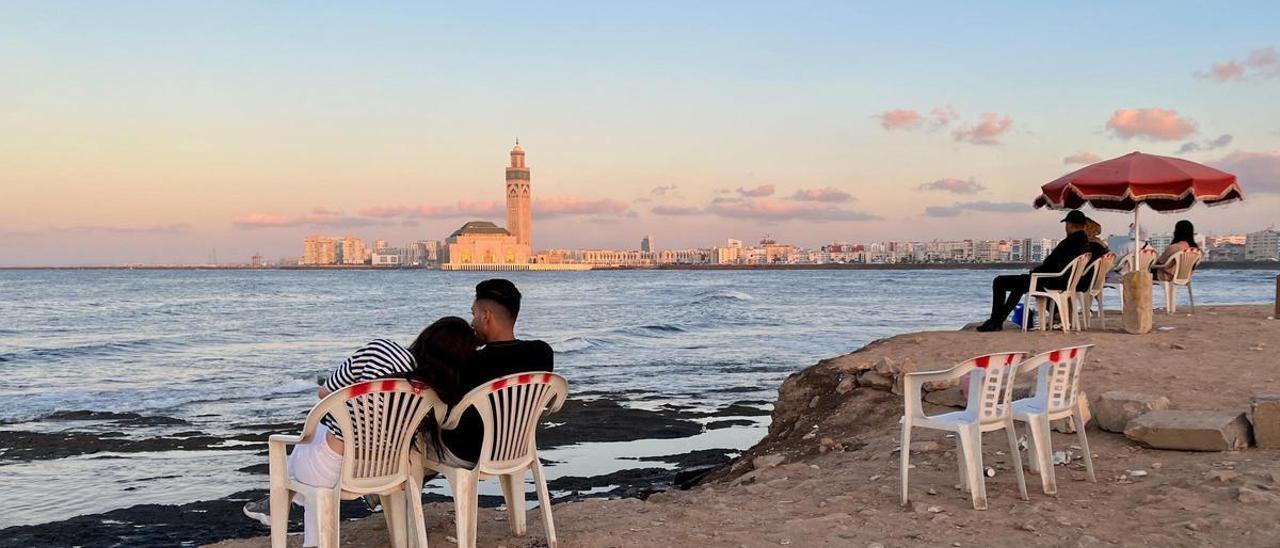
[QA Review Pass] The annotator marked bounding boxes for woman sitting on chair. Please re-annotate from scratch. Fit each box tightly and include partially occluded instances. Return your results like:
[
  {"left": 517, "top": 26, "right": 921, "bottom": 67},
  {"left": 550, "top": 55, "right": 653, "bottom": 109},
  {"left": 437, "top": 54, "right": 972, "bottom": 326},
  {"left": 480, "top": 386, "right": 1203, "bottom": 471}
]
[
  {"left": 1153, "top": 220, "right": 1199, "bottom": 281},
  {"left": 243, "top": 317, "right": 476, "bottom": 547}
]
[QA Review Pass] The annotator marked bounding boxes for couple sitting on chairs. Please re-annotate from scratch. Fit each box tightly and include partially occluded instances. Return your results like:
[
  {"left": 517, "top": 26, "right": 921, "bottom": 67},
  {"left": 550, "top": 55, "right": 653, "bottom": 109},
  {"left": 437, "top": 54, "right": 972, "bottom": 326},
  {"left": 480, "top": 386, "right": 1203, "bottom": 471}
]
[{"left": 243, "top": 278, "right": 553, "bottom": 547}]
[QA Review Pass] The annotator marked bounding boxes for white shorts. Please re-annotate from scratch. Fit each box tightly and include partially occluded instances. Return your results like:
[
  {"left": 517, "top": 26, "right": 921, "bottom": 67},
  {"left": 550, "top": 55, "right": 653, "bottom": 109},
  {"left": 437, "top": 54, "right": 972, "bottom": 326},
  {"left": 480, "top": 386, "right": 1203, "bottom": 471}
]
[{"left": 288, "top": 423, "right": 343, "bottom": 488}]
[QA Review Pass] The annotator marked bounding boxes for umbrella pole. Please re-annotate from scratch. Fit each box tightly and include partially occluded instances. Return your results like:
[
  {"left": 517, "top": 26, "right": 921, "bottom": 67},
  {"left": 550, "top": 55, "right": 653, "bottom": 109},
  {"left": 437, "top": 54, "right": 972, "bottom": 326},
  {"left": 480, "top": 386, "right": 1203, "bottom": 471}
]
[{"left": 1133, "top": 206, "right": 1140, "bottom": 271}]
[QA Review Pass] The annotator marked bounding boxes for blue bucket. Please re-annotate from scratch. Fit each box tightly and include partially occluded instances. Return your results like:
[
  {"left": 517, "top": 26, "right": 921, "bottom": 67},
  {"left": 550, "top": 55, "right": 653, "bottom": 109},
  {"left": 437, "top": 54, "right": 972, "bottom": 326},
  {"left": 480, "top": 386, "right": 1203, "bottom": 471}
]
[{"left": 1011, "top": 302, "right": 1026, "bottom": 327}]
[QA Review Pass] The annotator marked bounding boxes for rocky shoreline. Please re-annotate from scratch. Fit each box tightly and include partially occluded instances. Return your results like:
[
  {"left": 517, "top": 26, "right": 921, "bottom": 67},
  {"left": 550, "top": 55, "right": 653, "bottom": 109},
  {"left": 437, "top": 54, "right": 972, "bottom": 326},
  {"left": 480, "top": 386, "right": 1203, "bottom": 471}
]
[{"left": 0, "top": 396, "right": 763, "bottom": 548}]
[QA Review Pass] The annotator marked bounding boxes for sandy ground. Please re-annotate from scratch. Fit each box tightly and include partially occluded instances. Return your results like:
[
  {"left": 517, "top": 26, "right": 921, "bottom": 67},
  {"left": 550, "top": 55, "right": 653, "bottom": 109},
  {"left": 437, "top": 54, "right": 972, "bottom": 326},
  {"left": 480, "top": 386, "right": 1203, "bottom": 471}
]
[{"left": 210, "top": 305, "right": 1280, "bottom": 548}]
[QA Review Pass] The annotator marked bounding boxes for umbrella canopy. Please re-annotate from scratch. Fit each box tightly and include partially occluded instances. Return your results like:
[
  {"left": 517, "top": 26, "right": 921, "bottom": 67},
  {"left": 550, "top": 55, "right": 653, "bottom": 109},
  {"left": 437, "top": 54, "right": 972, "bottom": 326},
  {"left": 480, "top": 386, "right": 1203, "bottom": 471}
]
[{"left": 1033, "top": 151, "right": 1243, "bottom": 212}]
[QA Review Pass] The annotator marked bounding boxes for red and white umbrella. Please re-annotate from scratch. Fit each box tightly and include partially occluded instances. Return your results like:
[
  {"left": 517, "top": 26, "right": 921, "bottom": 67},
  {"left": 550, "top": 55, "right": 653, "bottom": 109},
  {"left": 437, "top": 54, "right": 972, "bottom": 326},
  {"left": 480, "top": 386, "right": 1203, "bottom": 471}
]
[{"left": 1033, "top": 151, "right": 1243, "bottom": 267}]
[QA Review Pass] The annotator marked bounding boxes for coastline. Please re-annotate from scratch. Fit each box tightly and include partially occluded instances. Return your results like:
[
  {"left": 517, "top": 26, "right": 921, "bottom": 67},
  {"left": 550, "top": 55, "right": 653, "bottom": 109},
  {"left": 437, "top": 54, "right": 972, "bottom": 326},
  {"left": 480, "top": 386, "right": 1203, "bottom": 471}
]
[
  {"left": 2, "top": 262, "right": 1278, "bottom": 271},
  {"left": 203, "top": 304, "right": 1280, "bottom": 548}
]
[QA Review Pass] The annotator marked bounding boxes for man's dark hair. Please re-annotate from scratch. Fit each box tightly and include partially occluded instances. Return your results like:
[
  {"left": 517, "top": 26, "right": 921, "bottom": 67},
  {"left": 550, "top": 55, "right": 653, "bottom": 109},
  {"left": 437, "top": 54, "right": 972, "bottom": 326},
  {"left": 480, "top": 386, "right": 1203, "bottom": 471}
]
[{"left": 475, "top": 279, "right": 521, "bottom": 320}]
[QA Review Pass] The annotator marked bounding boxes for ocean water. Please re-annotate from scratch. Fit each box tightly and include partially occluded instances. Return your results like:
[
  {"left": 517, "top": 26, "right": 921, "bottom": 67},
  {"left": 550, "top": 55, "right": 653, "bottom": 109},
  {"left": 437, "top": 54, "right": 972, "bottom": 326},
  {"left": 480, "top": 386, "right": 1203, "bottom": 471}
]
[{"left": 0, "top": 268, "right": 1275, "bottom": 527}]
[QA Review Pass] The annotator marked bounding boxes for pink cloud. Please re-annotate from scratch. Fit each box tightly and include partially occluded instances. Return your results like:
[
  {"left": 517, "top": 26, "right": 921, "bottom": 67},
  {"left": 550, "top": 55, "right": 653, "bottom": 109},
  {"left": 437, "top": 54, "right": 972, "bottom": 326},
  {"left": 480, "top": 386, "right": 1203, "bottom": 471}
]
[
  {"left": 651, "top": 205, "right": 702, "bottom": 216},
  {"left": 1200, "top": 61, "right": 1246, "bottom": 82},
  {"left": 924, "top": 201, "right": 1030, "bottom": 218},
  {"left": 650, "top": 185, "right": 678, "bottom": 196},
  {"left": 790, "top": 187, "right": 854, "bottom": 203},
  {"left": 1201, "top": 47, "right": 1280, "bottom": 81},
  {"left": 358, "top": 201, "right": 504, "bottom": 219},
  {"left": 877, "top": 109, "right": 923, "bottom": 130},
  {"left": 952, "top": 113, "right": 1013, "bottom": 145},
  {"left": 1063, "top": 152, "right": 1102, "bottom": 165},
  {"left": 917, "top": 178, "right": 985, "bottom": 194},
  {"left": 930, "top": 105, "right": 959, "bottom": 127},
  {"left": 1209, "top": 151, "right": 1280, "bottom": 194},
  {"left": 233, "top": 211, "right": 387, "bottom": 229},
  {"left": 736, "top": 184, "right": 776, "bottom": 197},
  {"left": 706, "top": 198, "right": 878, "bottom": 221},
  {"left": 533, "top": 197, "right": 630, "bottom": 218},
  {"left": 1105, "top": 108, "right": 1197, "bottom": 141}
]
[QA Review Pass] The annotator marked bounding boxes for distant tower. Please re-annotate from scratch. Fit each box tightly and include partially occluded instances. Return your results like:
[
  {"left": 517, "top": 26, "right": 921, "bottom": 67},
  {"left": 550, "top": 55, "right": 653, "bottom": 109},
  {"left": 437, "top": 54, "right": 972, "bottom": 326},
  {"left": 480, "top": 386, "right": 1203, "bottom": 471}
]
[
  {"left": 641, "top": 235, "right": 655, "bottom": 253},
  {"left": 505, "top": 140, "right": 532, "bottom": 249}
]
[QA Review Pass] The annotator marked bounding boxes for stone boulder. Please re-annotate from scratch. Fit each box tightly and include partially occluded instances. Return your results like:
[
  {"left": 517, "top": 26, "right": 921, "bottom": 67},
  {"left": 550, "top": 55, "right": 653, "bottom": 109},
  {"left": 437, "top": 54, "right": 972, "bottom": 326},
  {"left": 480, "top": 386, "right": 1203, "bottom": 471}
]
[
  {"left": 1251, "top": 395, "right": 1280, "bottom": 449},
  {"left": 1124, "top": 410, "right": 1252, "bottom": 451},
  {"left": 1121, "top": 271, "right": 1153, "bottom": 334},
  {"left": 1095, "top": 391, "right": 1170, "bottom": 433},
  {"left": 859, "top": 370, "right": 893, "bottom": 391},
  {"left": 924, "top": 387, "right": 966, "bottom": 408}
]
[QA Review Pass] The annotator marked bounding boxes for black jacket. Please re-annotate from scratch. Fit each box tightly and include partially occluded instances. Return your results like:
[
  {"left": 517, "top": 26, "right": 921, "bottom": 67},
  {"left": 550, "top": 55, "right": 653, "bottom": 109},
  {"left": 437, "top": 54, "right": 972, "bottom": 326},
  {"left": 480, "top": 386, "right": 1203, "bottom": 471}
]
[{"left": 1030, "top": 231, "right": 1090, "bottom": 290}]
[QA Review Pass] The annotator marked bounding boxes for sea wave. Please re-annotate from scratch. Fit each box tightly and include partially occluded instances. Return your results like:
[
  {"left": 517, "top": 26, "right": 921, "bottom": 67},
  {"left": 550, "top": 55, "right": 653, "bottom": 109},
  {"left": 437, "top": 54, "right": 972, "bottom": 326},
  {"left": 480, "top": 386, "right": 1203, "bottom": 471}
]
[
  {"left": 0, "top": 378, "right": 318, "bottom": 424},
  {"left": 549, "top": 336, "right": 608, "bottom": 354},
  {"left": 691, "top": 289, "right": 754, "bottom": 303}
]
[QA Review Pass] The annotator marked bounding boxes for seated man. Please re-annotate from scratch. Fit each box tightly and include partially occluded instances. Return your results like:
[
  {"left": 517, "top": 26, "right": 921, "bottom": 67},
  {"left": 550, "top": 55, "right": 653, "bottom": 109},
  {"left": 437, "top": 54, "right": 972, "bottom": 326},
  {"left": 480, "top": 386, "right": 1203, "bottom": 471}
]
[
  {"left": 978, "top": 210, "right": 1091, "bottom": 332},
  {"left": 440, "top": 278, "right": 554, "bottom": 463}
]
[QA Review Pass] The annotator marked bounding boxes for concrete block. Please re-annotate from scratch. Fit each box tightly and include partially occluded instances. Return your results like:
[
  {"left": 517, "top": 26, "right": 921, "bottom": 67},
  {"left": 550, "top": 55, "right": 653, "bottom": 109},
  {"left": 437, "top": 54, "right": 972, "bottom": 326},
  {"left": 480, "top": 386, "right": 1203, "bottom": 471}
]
[
  {"left": 1122, "top": 271, "right": 1153, "bottom": 334},
  {"left": 1250, "top": 395, "right": 1280, "bottom": 449},
  {"left": 1095, "top": 391, "right": 1170, "bottom": 433},
  {"left": 1124, "top": 410, "right": 1252, "bottom": 451}
]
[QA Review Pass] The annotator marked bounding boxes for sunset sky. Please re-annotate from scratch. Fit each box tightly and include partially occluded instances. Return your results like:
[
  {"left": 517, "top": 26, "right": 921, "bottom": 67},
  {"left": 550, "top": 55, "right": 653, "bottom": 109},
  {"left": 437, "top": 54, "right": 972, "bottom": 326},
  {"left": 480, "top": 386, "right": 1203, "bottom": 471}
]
[{"left": 3, "top": 2, "right": 1279, "bottom": 266}]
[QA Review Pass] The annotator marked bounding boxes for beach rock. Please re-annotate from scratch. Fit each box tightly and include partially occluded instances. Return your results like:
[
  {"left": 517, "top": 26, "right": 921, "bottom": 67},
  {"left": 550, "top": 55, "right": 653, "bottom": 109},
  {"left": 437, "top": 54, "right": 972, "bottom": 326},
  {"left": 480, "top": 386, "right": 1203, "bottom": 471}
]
[
  {"left": 923, "top": 377, "right": 960, "bottom": 392},
  {"left": 924, "top": 387, "right": 966, "bottom": 408},
  {"left": 835, "top": 377, "right": 856, "bottom": 395},
  {"left": 859, "top": 371, "right": 893, "bottom": 391},
  {"left": 1236, "top": 486, "right": 1273, "bottom": 504},
  {"left": 873, "top": 357, "right": 899, "bottom": 376},
  {"left": 1095, "top": 391, "right": 1170, "bottom": 433},
  {"left": 1124, "top": 410, "right": 1252, "bottom": 451},
  {"left": 1205, "top": 470, "right": 1240, "bottom": 483},
  {"left": 1249, "top": 395, "right": 1280, "bottom": 449},
  {"left": 753, "top": 454, "right": 785, "bottom": 470},
  {"left": 1122, "top": 271, "right": 1153, "bottom": 334}
]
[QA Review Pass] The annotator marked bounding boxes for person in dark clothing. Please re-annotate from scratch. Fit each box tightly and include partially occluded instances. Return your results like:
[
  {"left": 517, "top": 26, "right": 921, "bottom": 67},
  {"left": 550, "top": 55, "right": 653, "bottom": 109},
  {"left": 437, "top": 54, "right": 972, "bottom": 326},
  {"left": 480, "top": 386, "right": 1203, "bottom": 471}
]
[
  {"left": 440, "top": 278, "right": 554, "bottom": 463},
  {"left": 1077, "top": 218, "right": 1110, "bottom": 291},
  {"left": 977, "top": 210, "right": 1092, "bottom": 332}
]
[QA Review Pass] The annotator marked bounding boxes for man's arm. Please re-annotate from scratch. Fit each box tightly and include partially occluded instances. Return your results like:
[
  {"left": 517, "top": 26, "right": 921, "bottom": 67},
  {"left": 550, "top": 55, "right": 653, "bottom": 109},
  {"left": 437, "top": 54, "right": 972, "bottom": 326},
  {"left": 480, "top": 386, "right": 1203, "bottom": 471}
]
[{"left": 1032, "top": 235, "right": 1080, "bottom": 274}]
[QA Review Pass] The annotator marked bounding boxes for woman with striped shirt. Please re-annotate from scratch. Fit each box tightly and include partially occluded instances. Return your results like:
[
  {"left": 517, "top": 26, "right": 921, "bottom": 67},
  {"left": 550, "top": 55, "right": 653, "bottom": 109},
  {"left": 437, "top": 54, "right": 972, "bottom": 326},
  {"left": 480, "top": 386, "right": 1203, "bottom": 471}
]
[{"left": 244, "top": 317, "right": 476, "bottom": 547}]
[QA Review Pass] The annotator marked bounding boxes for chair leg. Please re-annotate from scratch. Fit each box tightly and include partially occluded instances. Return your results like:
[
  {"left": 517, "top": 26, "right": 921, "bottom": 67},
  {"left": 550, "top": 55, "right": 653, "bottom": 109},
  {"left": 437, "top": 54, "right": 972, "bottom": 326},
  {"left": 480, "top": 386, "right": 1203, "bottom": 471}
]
[
  {"left": 899, "top": 421, "right": 911, "bottom": 505},
  {"left": 1187, "top": 284, "right": 1194, "bottom": 313},
  {"left": 1073, "top": 407, "right": 1097, "bottom": 484},
  {"left": 1021, "top": 294, "right": 1032, "bottom": 332},
  {"left": 449, "top": 470, "right": 479, "bottom": 548},
  {"left": 532, "top": 457, "right": 558, "bottom": 548},
  {"left": 1164, "top": 282, "right": 1175, "bottom": 314},
  {"left": 405, "top": 475, "right": 430, "bottom": 548},
  {"left": 382, "top": 493, "right": 407, "bottom": 548},
  {"left": 1005, "top": 423, "right": 1029, "bottom": 501},
  {"left": 1054, "top": 296, "right": 1071, "bottom": 333},
  {"left": 316, "top": 489, "right": 340, "bottom": 548},
  {"left": 1025, "top": 423, "right": 1039, "bottom": 475},
  {"left": 1028, "top": 416, "right": 1057, "bottom": 495},
  {"left": 500, "top": 472, "right": 528, "bottom": 536},
  {"left": 268, "top": 485, "right": 291, "bottom": 548},
  {"left": 959, "top": 428, "right": 987, "bottom": 510}
]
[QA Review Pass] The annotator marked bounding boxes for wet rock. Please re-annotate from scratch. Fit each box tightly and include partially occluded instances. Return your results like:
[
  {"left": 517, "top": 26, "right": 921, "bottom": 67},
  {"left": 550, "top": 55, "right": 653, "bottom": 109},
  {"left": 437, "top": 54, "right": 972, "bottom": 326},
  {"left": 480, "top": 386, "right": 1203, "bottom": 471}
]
[
  {"left": 1250, "top": 395, "right": 1280, "bottom": 449},
  {"left": 705, "top": 419, "right": 755, "bottom": 430},
  {"left": 1124, "top": 410, "right": 1252, "bottom": 451},
  {"left": 1094, "top": 391, "right": 1170, "bottom": 433}
]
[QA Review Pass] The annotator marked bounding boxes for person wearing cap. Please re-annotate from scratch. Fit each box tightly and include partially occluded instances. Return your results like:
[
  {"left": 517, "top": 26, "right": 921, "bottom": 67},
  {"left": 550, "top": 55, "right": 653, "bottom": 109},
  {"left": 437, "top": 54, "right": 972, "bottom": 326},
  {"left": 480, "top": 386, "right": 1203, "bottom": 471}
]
[
  {"left": 977, "top": 210, "right": 1092, "bottom": 332},
  {"left": 439, "top": 278, "right": 554, "bottom": 463}
]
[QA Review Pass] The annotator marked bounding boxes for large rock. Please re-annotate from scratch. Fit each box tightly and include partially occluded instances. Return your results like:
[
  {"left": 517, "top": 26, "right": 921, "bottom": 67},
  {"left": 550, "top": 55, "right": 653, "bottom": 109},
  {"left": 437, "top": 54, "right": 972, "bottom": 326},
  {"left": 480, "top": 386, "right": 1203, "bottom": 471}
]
[
  {"left": 1251, "top": 395, "right": 1280, "bottom": 449},
  {"left": 924, "top": 387, "right": 966, "bottom": 408},
  {"left": 859, "top": 370, "right": 893, "bottom": 391},
  {"left": 1095, "top": 391, "right": 1170, "bottom": 433},
  {"left": 1124, "top": 410, "right": 1252, "bottom": 451},
  {"left": 1122, "top": 270, "right": 1153, "bottom": 334}
]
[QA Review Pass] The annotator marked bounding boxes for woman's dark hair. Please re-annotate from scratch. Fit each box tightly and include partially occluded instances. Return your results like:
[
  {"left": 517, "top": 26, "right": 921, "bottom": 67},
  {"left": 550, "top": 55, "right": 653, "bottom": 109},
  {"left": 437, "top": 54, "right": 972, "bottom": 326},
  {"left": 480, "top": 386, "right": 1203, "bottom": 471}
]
[
  {"left": 406, "top": 316, "right": 476, "bottom": 404},
  {"left": 1172, "top": 220, "right": 1199, "bottom": 249}
]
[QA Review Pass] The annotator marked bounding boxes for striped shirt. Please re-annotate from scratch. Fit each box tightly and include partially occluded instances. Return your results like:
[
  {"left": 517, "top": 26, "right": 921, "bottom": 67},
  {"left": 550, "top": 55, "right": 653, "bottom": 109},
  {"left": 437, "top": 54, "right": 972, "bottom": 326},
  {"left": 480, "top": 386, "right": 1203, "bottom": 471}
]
[{"left": 321, "top": 338, "right": 416, "bottom": 440}]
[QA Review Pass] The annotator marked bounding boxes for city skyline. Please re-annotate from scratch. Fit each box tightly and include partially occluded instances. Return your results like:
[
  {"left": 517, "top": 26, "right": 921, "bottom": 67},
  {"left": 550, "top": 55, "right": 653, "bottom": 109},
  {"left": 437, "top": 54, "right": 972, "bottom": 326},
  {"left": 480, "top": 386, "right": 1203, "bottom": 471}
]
[{"left": 3, "top": 3, "right": 1280, "bottom": 266}]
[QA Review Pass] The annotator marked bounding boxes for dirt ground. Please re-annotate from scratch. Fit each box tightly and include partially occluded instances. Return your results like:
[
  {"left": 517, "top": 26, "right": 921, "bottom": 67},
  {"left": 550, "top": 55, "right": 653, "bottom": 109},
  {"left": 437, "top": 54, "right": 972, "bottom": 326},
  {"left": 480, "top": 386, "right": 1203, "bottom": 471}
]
[{"left": 209, "top": 305, "right": 1280, "bottom": 548}]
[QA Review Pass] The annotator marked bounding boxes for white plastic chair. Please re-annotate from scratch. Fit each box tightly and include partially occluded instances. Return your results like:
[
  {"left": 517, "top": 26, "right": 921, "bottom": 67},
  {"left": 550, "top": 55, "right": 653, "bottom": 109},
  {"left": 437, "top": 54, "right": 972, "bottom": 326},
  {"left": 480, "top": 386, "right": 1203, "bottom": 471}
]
[
  {"left": 268, "top": 379, "right": 446, "bottom": 548},
  {"left": 1022, "top": 254, "right": 1091, "bottom": 333},
  {"left": 1105, "top": 248, "right": 1157, "bottom": 308},
  {"left": 1010, "top": 345, "right": 1097, "bottom": 495},
  {"left": 901, "top": 351, "right": 1029, "bottom": 510},
  {"left": 422, "top": 372, "right": 568, "bottom": 548},
  {"left": 1152, "top": 248, "right": 1202, "bottom": 314},
  {"left": 1075, "top": 253, "right": 1116, "bottom": 329}
]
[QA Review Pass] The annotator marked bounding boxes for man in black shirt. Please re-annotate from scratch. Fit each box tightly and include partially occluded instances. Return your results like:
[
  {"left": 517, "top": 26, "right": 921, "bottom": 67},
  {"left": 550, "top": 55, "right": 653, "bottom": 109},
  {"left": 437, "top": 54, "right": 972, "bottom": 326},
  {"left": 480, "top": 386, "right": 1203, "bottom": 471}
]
[
  {"left": 441, "top": 278, "right": 554, "bottom": 463},
  {"left": 978, "top": 210, "right": 1092, "bottom": 332}
]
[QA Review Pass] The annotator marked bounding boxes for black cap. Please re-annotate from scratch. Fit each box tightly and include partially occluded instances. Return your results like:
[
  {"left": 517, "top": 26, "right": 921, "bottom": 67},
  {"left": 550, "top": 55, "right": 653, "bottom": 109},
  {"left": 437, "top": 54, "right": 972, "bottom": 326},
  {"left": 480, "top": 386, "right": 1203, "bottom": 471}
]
[
  {"left": 1060, "top": 210, "right": 1088, "bottom": 224},
  {"left": 475, "top": 279, "right": 521, "bottom": 320}
]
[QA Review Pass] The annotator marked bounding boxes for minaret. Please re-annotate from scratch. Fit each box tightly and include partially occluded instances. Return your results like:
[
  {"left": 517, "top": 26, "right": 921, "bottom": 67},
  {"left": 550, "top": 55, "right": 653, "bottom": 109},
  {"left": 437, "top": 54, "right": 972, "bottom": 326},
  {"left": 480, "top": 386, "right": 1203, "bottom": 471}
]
[{"left": 505, "top": 139, "right": 532, "bottom": 249}]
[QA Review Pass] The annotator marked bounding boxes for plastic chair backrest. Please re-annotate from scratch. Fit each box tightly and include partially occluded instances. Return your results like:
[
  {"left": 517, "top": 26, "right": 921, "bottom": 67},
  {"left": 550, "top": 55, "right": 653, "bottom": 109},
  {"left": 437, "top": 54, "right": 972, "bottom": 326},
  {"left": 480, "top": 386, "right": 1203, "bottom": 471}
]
[
  {"left": 314, "top": 379, "right": 443, "bottom": 493},
  {"left": 963, "top": 352, "right": 1029, "bottom": 425},
  {"left": 1064, "top": 253, "right": 1092, "bottom": 292},
  {"left": 452, "top": 372, "right": 568, "bottom": 475},
  {"left": 1137, "top": 248, "right": 1158, "bottom": 272},
  {"left": 1173, "top": 249, "right": 1202, "bottom": 283},
  {"left": 1087, "top": 253, "right": 1116, "bottom": 292},
  {"left": 1016, "top": 345, "right": 1092, "bottom": 414}
]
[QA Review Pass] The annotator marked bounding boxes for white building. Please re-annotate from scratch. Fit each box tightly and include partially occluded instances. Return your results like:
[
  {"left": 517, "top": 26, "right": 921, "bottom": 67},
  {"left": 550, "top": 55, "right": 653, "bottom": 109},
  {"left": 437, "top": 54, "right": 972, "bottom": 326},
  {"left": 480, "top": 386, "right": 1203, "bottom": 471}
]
[{"left": 1245, "top": 229, "right": 1280, "bottom": 261}]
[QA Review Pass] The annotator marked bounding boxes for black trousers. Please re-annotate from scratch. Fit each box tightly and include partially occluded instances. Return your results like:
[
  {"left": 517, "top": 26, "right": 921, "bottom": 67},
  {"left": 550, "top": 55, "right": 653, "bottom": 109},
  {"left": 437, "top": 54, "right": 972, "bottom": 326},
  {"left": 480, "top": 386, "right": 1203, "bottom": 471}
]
[{"left": 989, "top": 274, "right": 1031, "bottom": 324}]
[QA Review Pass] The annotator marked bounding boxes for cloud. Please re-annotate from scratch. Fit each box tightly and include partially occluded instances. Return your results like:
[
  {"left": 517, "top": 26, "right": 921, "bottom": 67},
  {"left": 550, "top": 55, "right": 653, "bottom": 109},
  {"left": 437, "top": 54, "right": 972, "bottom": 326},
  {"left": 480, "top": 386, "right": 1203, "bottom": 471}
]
[
  {"left": 1209, "top": 151, "right": 1280, "bottom": 194},
  {"left": 924, "top": 201, "right": 1031, "bottom": 218},
  {"left": 917, "top": 177, "right": 985, "bottom": 194},
  {"left": 1063, "top": 152, "right": 1102, "bottom": 165},
  {"left": 58, "top": 224, "right": 193, "bottom": 234},
  {"left": 790, "top": 187, "right": 854, "bottom": 203},
  {"left": 877, "top": 109, "right": 923, "bottom": 130},
  {"left": 1106, "top": 108, "right": 1198, "bottom": 141},
  {"left": 706, "top": 197, "right": 879, "bottom": 222},
  {"left": 533, "top": 197, "right": 631, "bottom": 218},
  {"left": 233, "top": 212, "right": 388, "bottom": 229},
  {"left": 930, "top": 105, "right": 959, "bottom": 127},
  {"left": 651, "top": 205, "right": 703, "bottom": 216},
  {"left": 358, "top": 201, "right": 504, "bottom": 219},
  {"left": 1197, "top": 47, "right": 1280, "bottom": 82},
  {"left": 1178, "top": 134, "right": 1234, "bottom": 154},
  {"left": 650, "top": 185, "right": 678, "bottom": 196},
  {"left": 952, "top": 113, "right": 1013, "bottom": 145},
  {"left": 736, "top": 184, "right": 776, "bottom": 197}
]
